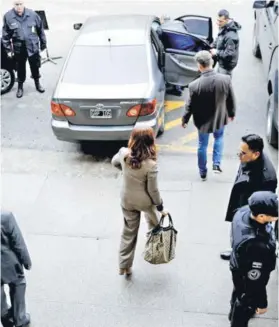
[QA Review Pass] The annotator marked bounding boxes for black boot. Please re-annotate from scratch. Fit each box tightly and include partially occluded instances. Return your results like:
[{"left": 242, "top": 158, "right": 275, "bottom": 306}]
[
  {"left": 16, "top": 83, "right": 24, "bottom": 98},
  {"left": 35, "top": 79, "right": 45, "bottom": 93},
  {"left": 1, "top": 308, "right": 14, "bottom": 327}
]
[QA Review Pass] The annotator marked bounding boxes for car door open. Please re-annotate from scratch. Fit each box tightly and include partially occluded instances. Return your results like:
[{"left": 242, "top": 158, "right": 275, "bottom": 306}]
[
  {"left": 161, "top": 15, "right": 213, "bottom": 87},
  {"left": 161, "top": 30, "right": 212, "bottom": 86}
]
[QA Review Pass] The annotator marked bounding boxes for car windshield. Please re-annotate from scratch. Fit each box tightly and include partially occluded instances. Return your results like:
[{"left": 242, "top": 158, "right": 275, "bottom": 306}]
[{"left": 62, "top": 45, "right": 148, "bottom": 85}]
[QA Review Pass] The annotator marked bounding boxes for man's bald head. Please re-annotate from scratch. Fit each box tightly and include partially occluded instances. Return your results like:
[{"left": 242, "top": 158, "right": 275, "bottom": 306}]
[{"left": 13, "top": 1, "right": 25, "bottom": 15}]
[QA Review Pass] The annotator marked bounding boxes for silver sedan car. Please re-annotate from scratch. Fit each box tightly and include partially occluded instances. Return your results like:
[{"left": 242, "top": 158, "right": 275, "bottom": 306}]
[{"left": 51, "top": 14, "right": 213, "bottom": 142}]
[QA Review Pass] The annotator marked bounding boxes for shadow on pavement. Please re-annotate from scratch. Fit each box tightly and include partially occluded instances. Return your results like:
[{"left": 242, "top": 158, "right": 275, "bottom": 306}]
[{"left": 78, "top": 141, "right": 127, "bottom": 159}]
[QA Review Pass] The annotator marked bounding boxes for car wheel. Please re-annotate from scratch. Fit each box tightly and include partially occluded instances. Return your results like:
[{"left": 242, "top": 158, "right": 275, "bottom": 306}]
[
  {"left": 1, "top": 68, "right": 15, "bottom": 95},
  {"left": 157, "top": 106, "right": 165, "bottom": 136},
  {"left": 252, "top": 23, "right": 261, "bottom": 59},
  {"left": 266, "top": 94, "right": 278, "bottom": 148}
]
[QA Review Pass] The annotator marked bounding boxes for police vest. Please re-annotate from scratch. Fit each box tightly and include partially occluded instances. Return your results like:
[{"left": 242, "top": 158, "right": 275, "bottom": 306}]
[{"left": 230, "top": 206, "right": 276, "bottom": 271}]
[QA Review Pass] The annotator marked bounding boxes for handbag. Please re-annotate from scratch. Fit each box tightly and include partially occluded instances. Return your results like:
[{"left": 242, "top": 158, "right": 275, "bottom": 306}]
[{"left": 144, "top": 213, "right": 177, "bottom": 265}]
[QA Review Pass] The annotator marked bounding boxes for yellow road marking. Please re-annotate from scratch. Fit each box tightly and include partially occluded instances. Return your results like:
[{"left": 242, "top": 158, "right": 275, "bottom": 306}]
[
  {"left": 178, "top": 131, "right": 198, "bottom": 145},
  {"left": 165, "top": 118, "right": 182, "bottom": 131},
  {"left": 164, "top": 101, "right": 185, "bottom": 113},
  {"left": 175, "top": 130, "right": 214, "bottom": 146}
]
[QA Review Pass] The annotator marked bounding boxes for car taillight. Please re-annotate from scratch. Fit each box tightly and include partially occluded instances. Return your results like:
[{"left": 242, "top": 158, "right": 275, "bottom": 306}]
[
  {"left": 51, "top": 101, "right": 76, "bottom": 117},
  {"left": 126, "top": 99, "right": 157, "bottom": 117}
]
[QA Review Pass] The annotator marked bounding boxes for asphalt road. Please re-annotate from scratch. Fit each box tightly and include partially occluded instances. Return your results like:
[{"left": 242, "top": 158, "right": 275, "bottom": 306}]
[
  {"left": 1, "top": 0, "right": 278, "bottom": 165},
  {"left": 1, "top": 1, "right": 278, "bottom": 326}
]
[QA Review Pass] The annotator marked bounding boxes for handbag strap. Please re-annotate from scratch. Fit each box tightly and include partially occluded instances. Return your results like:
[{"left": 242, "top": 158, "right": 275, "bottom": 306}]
[{"left": 159, "top": 213, "right": 173, "bottom": 227}]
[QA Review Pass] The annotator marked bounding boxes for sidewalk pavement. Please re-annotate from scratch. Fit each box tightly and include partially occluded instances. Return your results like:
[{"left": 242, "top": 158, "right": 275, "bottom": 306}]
[{"left": 1, "top": 148, "right": 278, "bottom": 326}]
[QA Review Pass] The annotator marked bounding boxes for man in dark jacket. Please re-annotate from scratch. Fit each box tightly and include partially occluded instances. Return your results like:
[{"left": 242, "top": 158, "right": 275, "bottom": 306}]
[
  {"left": 210, "top": 9, "right": 241, "bottom": 76},
  {"left": 181, "top": 50, "right": 236, "bottom": 180},
  {"left": 229, "top": 191, "right": 278, "bottom": 327},
  {"left": 221, "top": 134, "right": 277, "bottom": 260},
  {"left": 2, "top": 1, "right": 47, "bottom": 98},
  {"left": 1, "top": 211, "right": 32, "bottom": 327}
]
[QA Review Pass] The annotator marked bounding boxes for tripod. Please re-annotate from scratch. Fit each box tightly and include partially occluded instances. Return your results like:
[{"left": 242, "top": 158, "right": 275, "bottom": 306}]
[
  {"left": 41, "top": 48, "right": 62, "bottom": 65},
  {"left": 35, "top": 10, "right": 63, "bottom": 65}
]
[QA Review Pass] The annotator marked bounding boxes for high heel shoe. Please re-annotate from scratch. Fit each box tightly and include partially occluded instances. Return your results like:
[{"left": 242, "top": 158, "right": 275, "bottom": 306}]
[{"left": 119, "top": 268, "right": 132, "bottom": 276}]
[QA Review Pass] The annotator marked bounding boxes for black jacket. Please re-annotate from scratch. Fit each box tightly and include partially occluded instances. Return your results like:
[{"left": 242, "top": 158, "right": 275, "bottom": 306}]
[
  {"left": 230, "top": 206, "right": 276, "bottom": 308},
  {"left": 1, "top": 211, "right": 32, "bottom": 284},
  {"left": 182, "top": 70, "right": 236, "bottom": 133},
  {"left": 212, "top": 20, "right": 241, "bottom": 70},
  {"left": 225, "top": 153, "right": 277, "bottom": 222},
  {"left": 2, "top": 8, "right": 47, "bottom": 57}
]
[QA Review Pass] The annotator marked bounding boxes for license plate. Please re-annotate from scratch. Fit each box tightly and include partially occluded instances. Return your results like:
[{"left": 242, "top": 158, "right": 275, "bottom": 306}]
[{"left": 90, "top": 109, "right": 112, "bottom": 119}]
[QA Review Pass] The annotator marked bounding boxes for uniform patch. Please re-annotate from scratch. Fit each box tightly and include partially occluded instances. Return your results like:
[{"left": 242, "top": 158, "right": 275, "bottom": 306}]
[
  {"left": 247, "top": 269, "right": 261, "bottom": 280},
  {"left": 252, "top": 262, "right": 262, "bottom": 269}
]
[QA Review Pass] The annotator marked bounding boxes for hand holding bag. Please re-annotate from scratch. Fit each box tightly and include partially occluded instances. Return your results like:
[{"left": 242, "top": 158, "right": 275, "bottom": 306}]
[{"left": 144, "top": 213, "right": 177, "bottom": 265}]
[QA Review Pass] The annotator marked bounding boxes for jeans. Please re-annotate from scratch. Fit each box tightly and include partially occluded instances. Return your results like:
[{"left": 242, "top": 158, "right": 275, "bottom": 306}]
[{"left": 198, "top": 127, "right": 224, "bottom": 175}]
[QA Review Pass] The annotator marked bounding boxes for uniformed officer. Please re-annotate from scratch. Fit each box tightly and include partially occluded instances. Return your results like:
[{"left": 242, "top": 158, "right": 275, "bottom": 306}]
[
  {"left": 221, "top": 134, "right": 277, "bottom": 260},
  {"left": 229, "top": 191, "right": 278, "bottom": 327},
  {"left": 1, "top": 211, "right": 32, "bottom": 327},
  {"left": 2, "top": 1, "right": 47, "bottom": 98}
]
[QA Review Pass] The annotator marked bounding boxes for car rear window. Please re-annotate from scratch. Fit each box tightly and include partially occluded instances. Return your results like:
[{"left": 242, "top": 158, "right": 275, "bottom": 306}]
[{"left": 62, "top": 45, "right": 149, "bottom": 85}]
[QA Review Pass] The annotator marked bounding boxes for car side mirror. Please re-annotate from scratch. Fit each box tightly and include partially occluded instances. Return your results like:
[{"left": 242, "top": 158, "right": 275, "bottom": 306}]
[
  {"left": 253, "top": 1, "right": 266, "bottom": 9},
  {"left": 73, "top": 23, "right": 83, "bottom": 30}
]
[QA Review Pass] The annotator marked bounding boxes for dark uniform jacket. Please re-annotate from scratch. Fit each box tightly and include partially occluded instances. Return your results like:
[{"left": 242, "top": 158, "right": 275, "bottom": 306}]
[
  {"left": 182, "top": 69, "right": 236, "bottom": 133},
  {"left": 230, "top": 205, "right": 276, "bottom": 308},
  {"left": 212, "top": 20, "right": 241, "bottom": 71},
  {"left": 225, "top": 153, "right": 277, "bottom": 222},
  {"left": 2, "top": 8, "right": 47, "bottom": 57},
  {"left": 1, "top": 211, "right": 32, "bottom": 284}
]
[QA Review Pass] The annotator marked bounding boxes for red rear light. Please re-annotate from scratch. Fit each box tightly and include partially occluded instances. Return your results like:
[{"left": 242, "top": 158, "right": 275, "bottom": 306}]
[
  {"left": 126, "top": 99, "right": 157, "bottom": 117},
  {"left": 126, "top": 105, "right": 141, "bottom": 117},
  {"left": 51, "top": 101, "right": 76, "bottom": 117}
]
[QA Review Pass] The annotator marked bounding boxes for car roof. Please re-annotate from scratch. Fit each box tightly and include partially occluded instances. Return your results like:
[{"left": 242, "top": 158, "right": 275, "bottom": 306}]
[{"left": 75, "top": 14, "right": 158, "bottom": 46}]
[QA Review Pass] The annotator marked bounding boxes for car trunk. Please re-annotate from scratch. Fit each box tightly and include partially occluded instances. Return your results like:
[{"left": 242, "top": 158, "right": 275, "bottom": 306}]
[
  {"left": 55, "top": 43, "right": 151, "bottom": 126},
  {"left": 58, "top": 97, "right": 144, "bottom": 126},
  {"left": 55, "top": 78, "right": 150, "bottom": 126}
]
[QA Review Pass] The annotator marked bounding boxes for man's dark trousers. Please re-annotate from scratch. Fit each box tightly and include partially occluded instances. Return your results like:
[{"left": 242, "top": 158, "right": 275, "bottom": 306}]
[
  {"left": 1, "top": 276, "right": 27, "bottom": 327},
  {"left": 229, "top": 271, "right": 256, "bottom": 327},
  {"left": 15, "top": 45, "right": 40, "bottom": 83}
]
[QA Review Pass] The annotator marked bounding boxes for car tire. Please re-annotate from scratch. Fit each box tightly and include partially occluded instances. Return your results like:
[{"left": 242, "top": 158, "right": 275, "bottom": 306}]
[
  {"left": 252, "top": 23, "right": 261, "bottom": 59},
  {"left": 1, "top": 68, "right": 15, "bottom": 95},
  {"left": 157, "top": 106, "right": 165, "bottom": 136},
  {"left": 266, "top": 94, "right": 278, "bottom": 148}
]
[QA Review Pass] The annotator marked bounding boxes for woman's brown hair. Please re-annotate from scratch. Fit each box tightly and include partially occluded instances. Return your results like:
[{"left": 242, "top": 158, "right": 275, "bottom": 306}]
[{"left": 126, "top": 127, "right": 157, "bottom": 169}]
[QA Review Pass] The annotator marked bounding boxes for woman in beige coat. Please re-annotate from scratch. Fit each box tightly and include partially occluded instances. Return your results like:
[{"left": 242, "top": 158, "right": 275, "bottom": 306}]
[{"left": 112, "top": 127, "right": 165, "bottom": 276}]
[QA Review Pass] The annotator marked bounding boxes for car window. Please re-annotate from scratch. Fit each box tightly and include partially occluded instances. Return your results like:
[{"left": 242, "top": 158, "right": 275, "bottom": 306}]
[
  {"left": 161, "top": 31, "right": 207, "bottom": 52},
  {"left": 183, "top": 18, "right": 209, "bottom": 38},
  {"left": 62, "top": 45, "right": 148, "bottom": 85}
]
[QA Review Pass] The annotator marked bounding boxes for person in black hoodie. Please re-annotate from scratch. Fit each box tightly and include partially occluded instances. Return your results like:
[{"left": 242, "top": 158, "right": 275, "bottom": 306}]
[{"left": 210, "top": 9, "right": 241, "bottom": 76}]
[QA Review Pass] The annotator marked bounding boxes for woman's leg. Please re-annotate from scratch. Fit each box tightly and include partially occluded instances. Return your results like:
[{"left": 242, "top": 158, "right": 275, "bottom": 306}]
[{"left": 119, "top": 207, "right": 141, "bottom": 269}]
